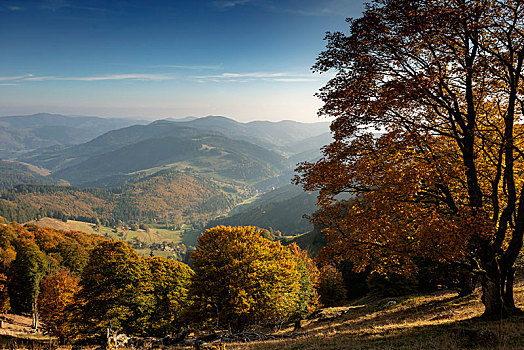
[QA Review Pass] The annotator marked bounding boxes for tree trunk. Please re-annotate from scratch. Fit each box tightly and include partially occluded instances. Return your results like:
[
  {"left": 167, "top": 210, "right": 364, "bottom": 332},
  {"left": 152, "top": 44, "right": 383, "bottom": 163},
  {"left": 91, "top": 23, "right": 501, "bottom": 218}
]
[
  {"left": 31, "top": 300, "right": 39, "bottom": 331},
  {"left": 480, "top": 274, "right": 504, "bottom": 319},
  {"left": 501, "top": 267, "right": 523, "bottom": 315},
  {"left": 502, "top": 268, "right": 515, "bottom": 309},
  {"left": 480, "top": 262, "right": 507, "bottom": 319},
  {"left": 458, "top": 272, "right": 475, "bottom": 297}
]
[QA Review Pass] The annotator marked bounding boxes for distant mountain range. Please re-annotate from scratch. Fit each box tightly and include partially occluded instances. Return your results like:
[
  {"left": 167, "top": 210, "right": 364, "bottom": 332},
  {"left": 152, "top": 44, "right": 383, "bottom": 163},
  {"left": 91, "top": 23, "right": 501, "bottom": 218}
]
[
  {"left": 0, "top": 113, "right": 331, "bottom": 236},
  {"left": 13, "top": 115, "right": 330, "bottom": 187},
  {"left": 0, "top": 113, "right": 148, "bottom": 158}
]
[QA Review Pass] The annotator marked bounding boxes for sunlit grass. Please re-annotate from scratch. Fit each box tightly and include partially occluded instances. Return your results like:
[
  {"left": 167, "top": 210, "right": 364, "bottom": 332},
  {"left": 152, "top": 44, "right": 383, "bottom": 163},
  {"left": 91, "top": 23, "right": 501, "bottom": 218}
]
[{"left": 225, "top": 282, "right": 524, "bottom": 350}]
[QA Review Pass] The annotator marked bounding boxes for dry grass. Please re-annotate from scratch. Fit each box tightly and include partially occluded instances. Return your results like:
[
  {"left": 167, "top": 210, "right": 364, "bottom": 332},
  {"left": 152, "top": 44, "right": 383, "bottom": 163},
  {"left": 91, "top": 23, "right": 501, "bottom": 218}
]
[
  {"left": 225, "top": 282, "right": 524, "bottom": 350},
  {"left": 28, "top": 218, "right": 98, "bottom": 234},
  {"left": 12, "top": 280, "right": 522, "bottom": 350},
  {"left": 0, "top": 314, "right": 55, "bottom": 341}
]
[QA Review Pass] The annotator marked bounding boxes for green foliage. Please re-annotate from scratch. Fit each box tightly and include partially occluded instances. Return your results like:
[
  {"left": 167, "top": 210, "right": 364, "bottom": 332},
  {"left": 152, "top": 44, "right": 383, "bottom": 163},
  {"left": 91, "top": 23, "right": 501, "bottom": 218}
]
[
  {"left": 288, "top": 243, "right": 319, "bottom": 320},
  {"left": 146, "top": 256, "right": 193, "bottom": 336},
  {"left": 70, "top": 240, "right": 155, "bottom": 339},
  {"left": 8, "top": 239, "right": 47, "bottom": 313},
  {"left": 317, "top": 265, "right": 347, "bottom": 307},
  {"left": 0, "top": 199, "right": 65, "bottom": 224},
  {"left": 189, "top": 226, "right": 304, "bottom": 331}
]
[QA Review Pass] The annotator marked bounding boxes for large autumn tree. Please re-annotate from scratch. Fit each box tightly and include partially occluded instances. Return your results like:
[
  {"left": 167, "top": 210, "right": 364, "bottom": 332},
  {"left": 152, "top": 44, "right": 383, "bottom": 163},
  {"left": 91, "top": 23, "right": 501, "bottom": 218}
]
[
  {"left": 295, "top": 0, "right": 524, "bottom": 318},
  {"left": 68, "top": 240, "right": 155, "bottom": 339},
  {"left": 38, "top": 269, "right": 80, "bottom": 340},
  {"left": 146, "top": 256, "right": 193, "bottom": 337},
  {"left": 189, "top": 226, "right": 305, "bottom": 331}
]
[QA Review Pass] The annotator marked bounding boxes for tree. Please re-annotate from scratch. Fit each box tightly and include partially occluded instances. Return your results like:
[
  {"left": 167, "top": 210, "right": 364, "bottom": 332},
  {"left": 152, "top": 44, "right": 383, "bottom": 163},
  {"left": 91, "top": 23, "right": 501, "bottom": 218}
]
[
  {"left": 68, "top": 240, "right": 154, "bottom": 339},
  {"left": 317, "top": 265, "right": 347, "bottom": 307},
  {"left": 38, "top": 269, "right": 79, "bottom": 340},
  {"left": 0, "top": 224, "right": 17, "bottom": 313},
  {"left": 0, "top": 273, "right": 9, "bottom": 313},
  {"left": 295, "top": 0, "right": 524, "bottom": 318},
  {"left": 287, "top": 243, "right": 319, "bottom": 323},
  {"left": 189, "top": 226, "right": 303, "bottom": 331},
  {"left": 145, "top": 256, "right": 193, "bottom": 337},
  {"left": 8, "top": 239, "right": 47, "bottom": 318}
]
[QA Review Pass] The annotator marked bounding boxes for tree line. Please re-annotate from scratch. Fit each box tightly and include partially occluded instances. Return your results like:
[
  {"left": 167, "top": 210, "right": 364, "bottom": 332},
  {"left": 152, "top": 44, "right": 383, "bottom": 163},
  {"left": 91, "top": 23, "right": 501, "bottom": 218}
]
[{"left": 0, "top": 221, "right": 343, "bottom": 343}]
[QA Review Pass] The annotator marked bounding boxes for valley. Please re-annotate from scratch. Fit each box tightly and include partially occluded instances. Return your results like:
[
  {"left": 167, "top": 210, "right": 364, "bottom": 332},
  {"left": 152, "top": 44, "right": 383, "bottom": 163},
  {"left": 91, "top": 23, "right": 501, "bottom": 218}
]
[{"left": 0, "top": 113, "right": 328, "bottom": 260}]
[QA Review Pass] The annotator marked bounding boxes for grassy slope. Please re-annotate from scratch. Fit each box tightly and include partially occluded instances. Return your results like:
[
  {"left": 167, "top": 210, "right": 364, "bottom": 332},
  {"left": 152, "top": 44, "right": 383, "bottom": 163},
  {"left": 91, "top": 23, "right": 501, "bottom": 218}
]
[
  {"left": 227, "top": 282, "right": 524, "bottom": 350},
  {"left": 28, "top": 218, "right": 202, "bottom": 258}
]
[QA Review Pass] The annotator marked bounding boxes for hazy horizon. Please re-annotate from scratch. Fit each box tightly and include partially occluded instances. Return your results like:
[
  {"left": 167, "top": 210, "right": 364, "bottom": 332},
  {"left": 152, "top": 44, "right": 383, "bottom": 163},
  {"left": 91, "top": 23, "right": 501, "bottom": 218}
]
[
  {"left": 0, "top": 0, "right": 366, "bottom": 123},
  {"left": 0, "top": 111, "right": 333, "bottom": 124}
]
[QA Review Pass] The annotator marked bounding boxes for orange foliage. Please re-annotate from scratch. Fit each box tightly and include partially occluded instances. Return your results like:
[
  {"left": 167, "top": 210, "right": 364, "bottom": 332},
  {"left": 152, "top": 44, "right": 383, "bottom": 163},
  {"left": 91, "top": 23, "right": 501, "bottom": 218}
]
[
  {"left": 296, "top": 0, "right": 524, "bottom": 316},
  {"left": 38, "top": 269, "right": 79, "bottom": 339}
]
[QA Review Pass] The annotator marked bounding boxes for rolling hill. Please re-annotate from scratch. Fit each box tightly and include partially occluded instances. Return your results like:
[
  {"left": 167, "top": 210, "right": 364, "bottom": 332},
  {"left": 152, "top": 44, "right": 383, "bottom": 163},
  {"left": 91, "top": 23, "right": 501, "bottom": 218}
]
[
  {"left": 0, "top": 113, "right": 147, "bottom": 158},
  {"left": 1, "top": 170, "right": 250, "bottom": 227},
  {"left": 0, "top": 160, "right": 67, "bottom": 190},
  {"left": 50, "top": 131, "right": 289, "bottom": 186},
  {"left": 207, "top": 184, "right": 318, "bottom": 235},
  {"left": 17, "top": 116, "right": 331, "bottom": 188}
]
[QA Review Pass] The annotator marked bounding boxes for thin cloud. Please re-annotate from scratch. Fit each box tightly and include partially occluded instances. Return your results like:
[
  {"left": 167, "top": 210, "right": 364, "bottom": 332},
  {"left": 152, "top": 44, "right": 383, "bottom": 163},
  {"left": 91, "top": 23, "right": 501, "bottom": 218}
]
[
  {"left": 192, "top": 72, "right": 318, "bottom": 83},
  {"left": 212, "top": 0, "right": 361, "bottom": 17},
  {"left": 24, "top": 74, "right": 175, "bottom": 82},
  {"left": 272, "top": 78, "right": 317, "bottom": 82},
  {"left": 0, "top": 74, "right": 33, "bottom": 81},
  {"left": 38, "top": 0, "right": 70, "bottom": 11},
  {"left": 2, "top": 0, "right": 113, "bottom": 13},
  {"left": 213, "top": 0, "right": 252, "bottom": 9},
  {"left": 195, "top": 72, "right": 287, "bottom": 79},
  {"left": 0, "top": 83, "right": 18, "bottom": 86},
  {"left": 150, "top": 64, "right": 220, "bottom": 70},
  {"left": 5, "top": 5, "right": 23, "bottom": 11}
]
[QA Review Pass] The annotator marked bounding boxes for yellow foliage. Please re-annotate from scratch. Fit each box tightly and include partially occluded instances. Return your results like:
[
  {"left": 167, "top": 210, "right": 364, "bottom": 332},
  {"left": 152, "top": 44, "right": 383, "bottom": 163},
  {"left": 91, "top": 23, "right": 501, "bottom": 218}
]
[{"left": 189, "top": 226, "right": 307, "bottom": 331}]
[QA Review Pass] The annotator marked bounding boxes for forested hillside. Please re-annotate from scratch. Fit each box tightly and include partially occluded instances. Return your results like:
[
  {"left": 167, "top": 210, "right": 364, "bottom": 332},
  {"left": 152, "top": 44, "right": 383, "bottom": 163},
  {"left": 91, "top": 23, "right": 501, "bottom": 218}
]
[
  {"left": 0, "top": 160, "right": 67, "bottom": 190},
  {"left": 208, "top": 184, "right": 317, "bottom": 235},
  {"left": 17, "top": 119, "right": 306, "bottom": 188},
  {"left": 1, "top": 170, "right": 249, "bottom": 227},
  {"left": 52, "top": 133, "right": 288, "bottom": 186}
]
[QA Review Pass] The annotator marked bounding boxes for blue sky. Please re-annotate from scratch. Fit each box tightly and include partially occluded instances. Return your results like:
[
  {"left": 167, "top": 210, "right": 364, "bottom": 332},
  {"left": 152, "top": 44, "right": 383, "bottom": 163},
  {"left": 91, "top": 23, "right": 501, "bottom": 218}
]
[{"left": 0, "top": 0, "right": 365, "bottom": 122}]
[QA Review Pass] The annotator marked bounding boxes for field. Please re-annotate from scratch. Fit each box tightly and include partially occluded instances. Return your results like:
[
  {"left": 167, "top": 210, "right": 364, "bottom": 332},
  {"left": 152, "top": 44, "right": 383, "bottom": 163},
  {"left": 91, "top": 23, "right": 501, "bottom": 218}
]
[{"left": 29, "top": 218, "right": 203, "bottom": 258}]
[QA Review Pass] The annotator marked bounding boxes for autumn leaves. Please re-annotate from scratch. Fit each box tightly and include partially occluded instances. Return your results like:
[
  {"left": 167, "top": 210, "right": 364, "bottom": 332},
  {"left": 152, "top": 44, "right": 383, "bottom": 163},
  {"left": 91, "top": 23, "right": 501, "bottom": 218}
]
[
  {"left": 0, "top": 222, "right": 321, "bottom": 341},
  {"left": 295, "top": 0, "right": 524, "bottom": 318}
]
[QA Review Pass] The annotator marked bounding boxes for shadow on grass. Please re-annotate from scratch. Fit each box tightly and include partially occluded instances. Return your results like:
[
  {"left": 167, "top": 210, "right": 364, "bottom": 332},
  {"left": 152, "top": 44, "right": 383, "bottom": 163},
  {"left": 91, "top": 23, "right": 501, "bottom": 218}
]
[{"left": 294, "top": 292, "right": 524, "bottom": 349}]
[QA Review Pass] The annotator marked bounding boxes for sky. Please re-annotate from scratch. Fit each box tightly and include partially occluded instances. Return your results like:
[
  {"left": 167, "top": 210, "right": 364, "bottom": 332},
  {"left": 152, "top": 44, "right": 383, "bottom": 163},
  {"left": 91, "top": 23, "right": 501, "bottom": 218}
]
[{"left": 0, "top": 0, "right": 366, "bottom": 122}]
